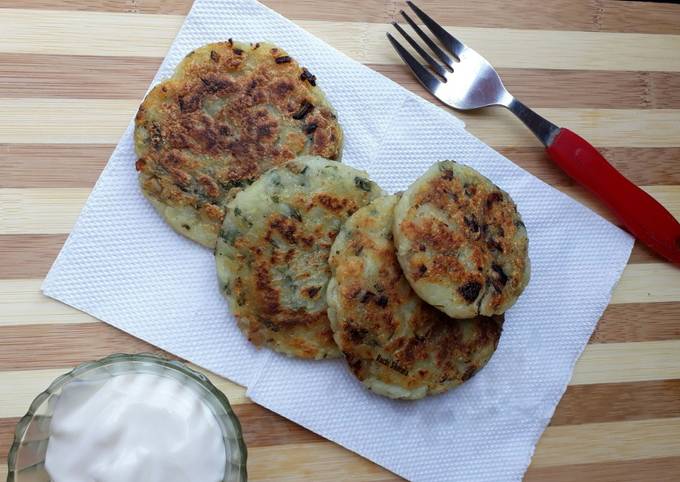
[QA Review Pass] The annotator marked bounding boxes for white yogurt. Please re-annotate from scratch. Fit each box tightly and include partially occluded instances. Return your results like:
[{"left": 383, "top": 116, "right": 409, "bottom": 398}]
[{"left": 44, "top": 372, "right": 226, "bottom": 482}]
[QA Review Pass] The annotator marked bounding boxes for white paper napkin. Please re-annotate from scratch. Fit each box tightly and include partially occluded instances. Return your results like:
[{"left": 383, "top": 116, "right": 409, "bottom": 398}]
[{"left": 43, "top": 0, "right": 634, "bottom": 480}]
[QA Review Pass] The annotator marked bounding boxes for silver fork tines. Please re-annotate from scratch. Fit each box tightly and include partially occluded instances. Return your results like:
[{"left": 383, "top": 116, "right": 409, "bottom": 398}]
[
  {"left": 388, "top": 1, "right": 560, "bottom": 146},
  {"left": 406, "top": 1, "right": 465, "bottom": 59},
  {"left": 390, "top": 21, "right": 448, "bottom": 79},
  {"left": 399, "top": 10, "right": 454, "bottom": 71}
]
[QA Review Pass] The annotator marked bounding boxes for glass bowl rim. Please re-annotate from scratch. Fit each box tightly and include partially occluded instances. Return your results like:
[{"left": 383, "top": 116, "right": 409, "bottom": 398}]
[{"left": 6, "top": 352, "right": 247, "bottom": 481}]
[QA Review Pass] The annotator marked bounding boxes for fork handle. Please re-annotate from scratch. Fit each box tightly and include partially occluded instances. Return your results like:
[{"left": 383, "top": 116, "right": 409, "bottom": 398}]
[{"left": 547, "top": 128, "right": 680, "bottom": 264}]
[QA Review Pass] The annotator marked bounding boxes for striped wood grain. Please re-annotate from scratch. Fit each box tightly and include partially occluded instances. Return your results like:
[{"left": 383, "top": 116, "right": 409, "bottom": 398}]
[
  {"left": 2, "top": 185, "right": 679, "bottom": 235},
  {"left": 2, "top": 0, "right": 680, "bottom": 35},
  {"left": 2, "top": 97, "right": 680, "bottom": 146},
  {"left": 1, "top": 263, "right": 678, "bottom": 327},
  {"left": 1, "top": 0, "right": 679, "bottom": 480},
  {"left": 1, "top": 9, "right": 680, "bottom": 71}
]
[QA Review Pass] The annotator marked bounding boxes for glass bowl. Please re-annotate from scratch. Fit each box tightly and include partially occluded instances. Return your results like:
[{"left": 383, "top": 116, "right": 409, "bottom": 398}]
[{"left": 6, "top": 353, "right": 247, "bottom": 482}]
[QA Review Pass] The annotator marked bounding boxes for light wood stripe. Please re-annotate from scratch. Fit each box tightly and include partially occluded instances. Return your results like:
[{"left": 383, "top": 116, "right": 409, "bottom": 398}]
[
  {"left": 314, "top": 20, "right": 680, "bottom": 72},
  {"left": 0, "top": 365, "right": 247, "bottom": 419},
  {"left": 571, "top": 340, "right": 680, "bottom": 386},
  {"left": 0, "top": 9, "right": 182, "bottom": 58},
  {"left": 533, "top": 417, "right": 680, "bottom": 468},
  {"left": 611, "top": 263, "right": 680, "bottom": 305},
  {"left": 0, "top": 279, "right": 97, "bottom": 326},
  {"left": 247, "top": 442, "right": 396, "bottom": 481},
  {"left": 526, "top": 456, "right": 680, "bottom": 482},
  {"left": 2, "top": 185, "right": 678, "bottom": 235},
  {"left": 2, "top": 99, "right": 680, "bottom": 147},
  {"left": 2, "top": 9, "right": 680, "bottom": 72},
  {"left": 0, "top": 99, "right": 133, "bottom": 145},
  {"left": 4, "top": 52, "right": 680, "bottom": 110},
  {"left": 2, "top": 265, "right": 676, "bottom": 328},
  {"left": 4, "top": 0, "right": 680, "bottom": 35},
  {"left": 0, "top": 188, "right": 89, "bottom": 234}
]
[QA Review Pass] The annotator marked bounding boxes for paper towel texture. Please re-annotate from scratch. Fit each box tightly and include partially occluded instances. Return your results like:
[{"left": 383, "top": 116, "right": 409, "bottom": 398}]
[{"left": 43, "top": 0, "right": 634, "bottom": 480}]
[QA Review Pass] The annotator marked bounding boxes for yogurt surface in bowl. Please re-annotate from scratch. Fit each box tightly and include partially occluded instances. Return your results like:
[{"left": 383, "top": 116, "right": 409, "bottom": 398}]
[{"left": 44, "top": 372, "right": 227, "bottom": 482}]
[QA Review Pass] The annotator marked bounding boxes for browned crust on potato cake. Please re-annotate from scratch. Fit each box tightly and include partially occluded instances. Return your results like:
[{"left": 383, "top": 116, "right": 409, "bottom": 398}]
[
  {"left": 216, "top": 157, "right": 381, "bottom": 359},
  {"left": 135, "top": 41, "right": 343, "bottom": 247},
  {"left": 328, "top": 196, "right": 503, "bottom": 399},
  {"left": 394, "top": 162, "right": 530, "bottom": 318}
]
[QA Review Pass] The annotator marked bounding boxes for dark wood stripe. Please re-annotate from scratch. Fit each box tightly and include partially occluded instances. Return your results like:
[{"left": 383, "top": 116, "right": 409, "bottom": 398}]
[
  {"left": 0, "top": 144, "right": 111, "bottom": 188},
  {"left": 2, "top": 322, "right": 680, "bottom": 424},
  {"left": 0, "top": 235, "right": 67, "bottom": 279},
  {"left": 2, "top": 0, "right": 679, "bottom": 34},
  {"left": 234, "top": 404, "right": 322, "bottom": 447},
  {"left": 0, "top": 53, "right": 159, "bottom": 100},
  {"left": 0, "top": 303, "right": 678, "bottom": 369},
  {"left": 4, "top": 53, "right": 680, "bottom": 109},
  {"left": 552, "top": 380, "right": 680, "bottom": 426},
  {"left": 494, "top": 147, "right": 680, "bottom": 187},
  {"left": 526, "top": 456, "right": 680, "bottom": 482},
  {"left": 4, "top": 379, "right": 677, "bottom": 461},
  {"left": 0, "top": 406, "right": 323, "bottom": 464},
  {"left": 0, "top": 292, "right": 677, "bottom": 356},
  {"left": 373, "top": 64, "right": 680, "bottom": 110},
  {"left": 3, "top": 418, "right": 680, "bottom": 476},
  {"left": 2, "top": 143, "right": 679, "bottom": 190},
  {"left": 0, "top": 417, "right": 19, "bottom": 463},
  {"left": 0, "top": 323, "right": 171, "bottom": 371},
  {"left": 591, "top": 302, "right": 680, "bottom": 344},
  {"left": 629, "top": 239, "right": 667, "bottom": 263},
  {"left": 0, "top": 233, "right": 664, "bottom": 283},
  {"left": 244, "top": 380, "right": 680, "bottom": 436},
  {"left": 0, "top": 298, "right": 677, "bottom": 358}
]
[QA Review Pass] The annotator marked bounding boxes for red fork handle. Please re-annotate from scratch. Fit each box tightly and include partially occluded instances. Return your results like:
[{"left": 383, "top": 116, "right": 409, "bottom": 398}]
[{"left": 547, "top": 128, "right": 680, "bottom": 265}]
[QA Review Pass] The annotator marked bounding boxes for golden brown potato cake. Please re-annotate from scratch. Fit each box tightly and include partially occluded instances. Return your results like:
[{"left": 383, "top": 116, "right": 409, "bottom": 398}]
[
  {"left": 135, "top": 40, "right": 343, "bottom": 247},
  {"left": 216, "top": 156, "right": 382, "bottom": 359},
  {"left": 393, "top": 161, "right": 530, "bottom": 318},
  {"left": 328, "top": 195, "right": 503, "bottom": 399}
]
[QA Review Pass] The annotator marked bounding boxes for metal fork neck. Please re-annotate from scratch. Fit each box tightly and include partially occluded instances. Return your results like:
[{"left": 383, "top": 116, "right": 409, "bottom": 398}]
[{"left": 503, "top": 97, "right": 560, "bottom": 147}]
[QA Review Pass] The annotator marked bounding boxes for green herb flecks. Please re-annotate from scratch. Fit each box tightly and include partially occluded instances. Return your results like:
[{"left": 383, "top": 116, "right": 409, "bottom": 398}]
[
  {"left": 220, "top": 228, "right": 239, "bottom": 246},
  {"left": 289, "top": 206, "right": 303, "bottom": 222},
  {"left": 354, "top": 176, "right": 373, "bottom": 192}
]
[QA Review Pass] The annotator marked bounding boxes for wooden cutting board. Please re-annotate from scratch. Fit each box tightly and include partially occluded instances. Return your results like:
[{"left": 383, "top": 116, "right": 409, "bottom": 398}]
[{"left": 1, "top": 1, "right": 680, "bottom": 480}]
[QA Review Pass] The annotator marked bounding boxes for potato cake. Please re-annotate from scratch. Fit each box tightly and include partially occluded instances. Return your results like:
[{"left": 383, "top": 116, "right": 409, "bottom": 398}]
[
  {"left": 328, "top": 196, "right": 503, "bottom": 399},
  {"left": 135, "top": 41, "right": 343, "bottom": 247},
  {"left": 393, "top": 161, "right": 530, "bottom": 318},
  {"left": 215, "top": 156, "right": 382, "bottom": 359}
]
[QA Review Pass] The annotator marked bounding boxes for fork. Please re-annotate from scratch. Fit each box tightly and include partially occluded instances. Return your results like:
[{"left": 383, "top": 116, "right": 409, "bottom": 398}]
[{"left": 388, "top": 1, "right": 680, "bottom": 265}]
